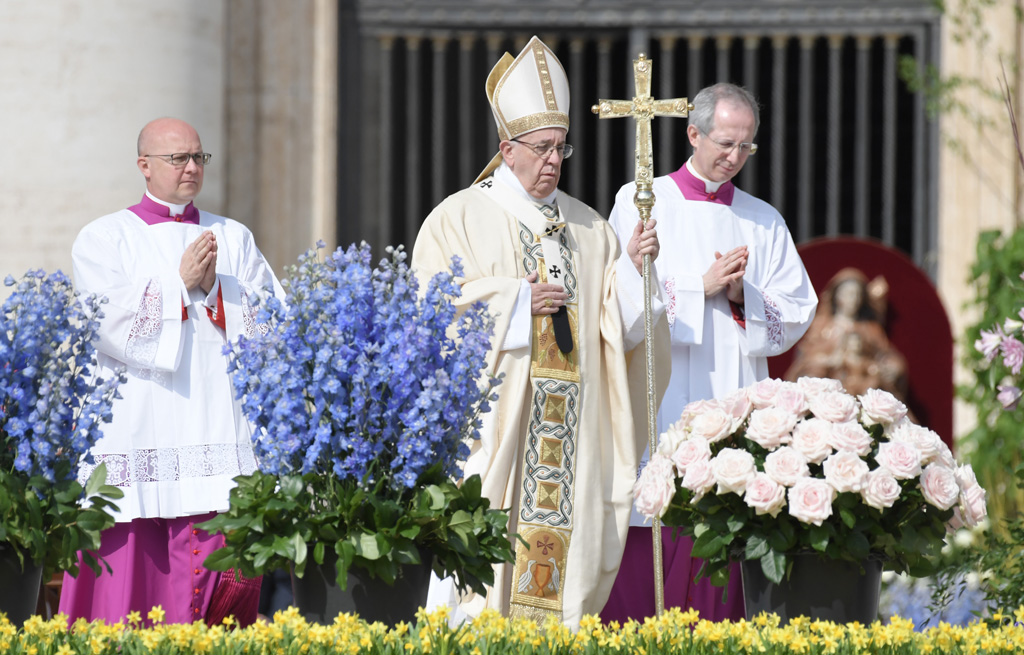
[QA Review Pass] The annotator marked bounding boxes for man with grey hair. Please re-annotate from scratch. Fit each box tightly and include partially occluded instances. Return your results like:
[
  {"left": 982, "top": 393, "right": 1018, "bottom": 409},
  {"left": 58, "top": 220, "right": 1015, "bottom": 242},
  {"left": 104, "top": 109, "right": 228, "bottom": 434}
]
[{"left": 603, "top": 82, "right": 817, "bottom": 622}]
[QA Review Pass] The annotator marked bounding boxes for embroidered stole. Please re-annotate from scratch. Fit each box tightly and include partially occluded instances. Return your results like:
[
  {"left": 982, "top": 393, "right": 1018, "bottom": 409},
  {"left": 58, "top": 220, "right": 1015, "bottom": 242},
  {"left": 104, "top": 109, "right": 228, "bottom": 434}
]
[{"left": 473, "top": 178, "right": 581, "bottom": 623}]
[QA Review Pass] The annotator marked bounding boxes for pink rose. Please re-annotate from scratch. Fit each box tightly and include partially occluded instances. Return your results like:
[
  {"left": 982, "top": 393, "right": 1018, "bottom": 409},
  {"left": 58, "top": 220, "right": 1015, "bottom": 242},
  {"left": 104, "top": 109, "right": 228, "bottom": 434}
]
[
  {"left": 861, "top": 467, "right": 901, "bottom": 510},
  {"left": 676, "top": 399, "right": 719, "bottom": 429},
  {"left": 749, "top": 378, "right": 783, "bottom": 409},
  {"left": 668, "top": 437, "right": 712, "bottom": 475},
  {"left": 919, "top": 463, "right": 960, "bottom": 511},
  {"left": 955, "top": 463, "right": 988, "bottom": 528},
  {"left": 790, "top": 418, "right": 835, "bottom": 464},
  {"left": 744, "top": 473, "right": 787, "bottom": 517},
  {"left": 788, "top": 478, "right": 836, "bottom": 525},
  {"left": 932, "top": 440, "right": 956, "bottom": 469},
  {"left": 719, "top": 388, "right": 754, "bottom": 430},
  {"left": 711, "top": 448, "right": 757, "bottom": 495},
  {"left": 657, "top": 422, "right": 688, "bottom": 457},
  {"left": 828, "top": 421, "right": 874, "bottom": 457},
  {"left": 858, "top": 388, "right": 908, "bottom": 427},
  {"left": 681, "top": 459, "right": 716, "bottom": 500},
  {"left": 886, "top": 420, "right": 941, "bottom": 465},
  {"left": 745, "top": 407, "right": 798, "bottom": 450},
  {"left": 633, "top": 453, "right": 676, "bottom": 520},
  {"left": 808, "top": 390, "right": 859, "bottom": 423},
  {"left": 875, "top": 441, "right": 923, "bottom": 480},
  {"left": 690, "top": 407, "right": 734, "bottom": 444},
  {"left": 763, "top": 446, "right": 810, "bottom": 486},
  {"left": 796, "top": 376, "right": 844, "bottom": 399},
  {"left": 774, "top": 383, "right": 810, "bottom": 416},
  {"left": 823, "top": 451, "right": 870, "bottom": 493}
]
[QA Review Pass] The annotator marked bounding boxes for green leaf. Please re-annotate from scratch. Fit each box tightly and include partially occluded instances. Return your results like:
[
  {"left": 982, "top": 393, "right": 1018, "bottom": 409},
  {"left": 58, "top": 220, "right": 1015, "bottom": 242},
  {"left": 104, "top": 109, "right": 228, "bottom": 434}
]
[
  {"left": 760, "top": 549, "right": 786, "bottom": 585},
  {"left": 745, "top": 535, "right": 769, "bottom": 560},
  {"left": 691, "top": 529, "right": 727, "bottom": 559}
]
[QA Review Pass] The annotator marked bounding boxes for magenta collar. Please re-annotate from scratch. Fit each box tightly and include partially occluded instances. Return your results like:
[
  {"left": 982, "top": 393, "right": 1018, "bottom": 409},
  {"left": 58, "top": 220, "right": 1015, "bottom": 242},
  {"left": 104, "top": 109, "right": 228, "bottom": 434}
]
[
  {"left": 668, "top": 164, "right": 735, "bottom": 205},
  {"left": 128, "top": 194, "right": 200, "bottom": 225}
]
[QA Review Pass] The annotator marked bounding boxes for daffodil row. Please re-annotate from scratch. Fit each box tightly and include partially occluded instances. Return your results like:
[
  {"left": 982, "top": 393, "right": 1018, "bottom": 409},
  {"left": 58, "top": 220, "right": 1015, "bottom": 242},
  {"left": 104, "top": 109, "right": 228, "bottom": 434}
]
[{"left": 3, "top": 606, "right": 1024, "bottom": 655}]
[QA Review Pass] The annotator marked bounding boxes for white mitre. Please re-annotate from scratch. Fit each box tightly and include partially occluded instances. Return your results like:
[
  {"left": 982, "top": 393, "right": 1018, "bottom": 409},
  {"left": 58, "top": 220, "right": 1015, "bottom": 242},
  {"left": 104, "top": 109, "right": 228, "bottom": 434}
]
[{"left": 474, "top": 35, "right": 571, "bottom": 183}]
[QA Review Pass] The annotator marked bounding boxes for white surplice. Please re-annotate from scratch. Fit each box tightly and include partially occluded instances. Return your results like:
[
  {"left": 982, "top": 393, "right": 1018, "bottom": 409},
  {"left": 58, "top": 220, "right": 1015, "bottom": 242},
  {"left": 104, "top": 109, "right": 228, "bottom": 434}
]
[
  {"left": 71, "top": 209, "right": 283, "bottom": 522},
  {"left": 609, "top": 167, "right": 817, "bottom": 505}
]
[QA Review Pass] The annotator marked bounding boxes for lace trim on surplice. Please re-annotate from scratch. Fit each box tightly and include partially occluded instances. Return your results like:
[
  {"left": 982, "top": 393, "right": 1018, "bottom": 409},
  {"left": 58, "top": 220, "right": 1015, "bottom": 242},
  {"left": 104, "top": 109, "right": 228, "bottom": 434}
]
[
  {"left": 764, "top": 293, "right": 784, "bottom": 354},
  {"left": 78, "top": 443, "right": 258, "bottom": 488},
  {"left": 125, "top": 279, "right": 168, "bottom": 383}
]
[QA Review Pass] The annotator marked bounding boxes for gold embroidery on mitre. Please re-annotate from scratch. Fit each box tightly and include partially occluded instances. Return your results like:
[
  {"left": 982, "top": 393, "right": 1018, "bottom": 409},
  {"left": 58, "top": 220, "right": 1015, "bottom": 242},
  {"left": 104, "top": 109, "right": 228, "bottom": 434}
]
[
  {"left": 506, "top": 112, "right": 569, "bottom": 137},
  {"left": 532, "top": 39, "right": 557, "bottom": 112}
]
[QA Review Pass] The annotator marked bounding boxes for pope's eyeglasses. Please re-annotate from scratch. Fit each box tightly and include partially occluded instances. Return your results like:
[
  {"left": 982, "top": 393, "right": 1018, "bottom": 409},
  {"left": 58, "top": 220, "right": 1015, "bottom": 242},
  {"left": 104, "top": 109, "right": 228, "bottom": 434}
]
[{"left": 511, "top": 139, "right": 574, "bottom": 160}]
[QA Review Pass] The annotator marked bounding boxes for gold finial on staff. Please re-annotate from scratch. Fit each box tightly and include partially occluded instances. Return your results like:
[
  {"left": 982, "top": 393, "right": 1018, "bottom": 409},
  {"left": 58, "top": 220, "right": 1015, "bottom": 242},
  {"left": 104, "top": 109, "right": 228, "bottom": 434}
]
[{"left": 592, "top": 53, "right": 692, "bottom": 617}]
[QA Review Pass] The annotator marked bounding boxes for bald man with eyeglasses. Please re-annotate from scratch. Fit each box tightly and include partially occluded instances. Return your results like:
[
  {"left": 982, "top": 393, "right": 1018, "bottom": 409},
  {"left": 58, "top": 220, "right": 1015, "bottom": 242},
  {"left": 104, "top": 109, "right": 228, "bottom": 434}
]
[
  {"left": 59, "top": 117, "right": 283, "bottom": 627},
  {"left": 602, "top": 83, "right": 818, "bottom": 624}
]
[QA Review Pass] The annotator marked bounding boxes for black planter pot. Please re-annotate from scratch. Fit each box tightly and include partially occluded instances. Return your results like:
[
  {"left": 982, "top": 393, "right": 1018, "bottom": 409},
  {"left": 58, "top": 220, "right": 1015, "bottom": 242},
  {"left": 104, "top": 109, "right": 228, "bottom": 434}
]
[
  {"left": 741, "top": 553, "right": 883, "bottom": 624},
  {"left": 0, "top": 544, "right": 43, "bottom": 626},
  {"left": 291, "top": 549, "right": 432, "bottom": 625}
]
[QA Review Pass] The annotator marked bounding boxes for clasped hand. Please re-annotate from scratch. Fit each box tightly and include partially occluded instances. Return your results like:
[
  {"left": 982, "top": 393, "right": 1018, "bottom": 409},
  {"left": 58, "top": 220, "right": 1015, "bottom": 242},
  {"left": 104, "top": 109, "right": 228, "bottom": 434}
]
[
  {"left": 180, "top": 230, "right": 218, "bottom": 294},
  {"left": 703, "top": 245, "right": 747, "bottom": 304}
]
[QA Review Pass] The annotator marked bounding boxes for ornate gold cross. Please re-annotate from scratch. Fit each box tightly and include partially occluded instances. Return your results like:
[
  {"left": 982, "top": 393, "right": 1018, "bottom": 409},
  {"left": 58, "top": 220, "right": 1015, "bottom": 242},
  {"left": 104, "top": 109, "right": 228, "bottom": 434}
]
[{"left": 592, "top": 54, "right": 691, "bottom": 617}]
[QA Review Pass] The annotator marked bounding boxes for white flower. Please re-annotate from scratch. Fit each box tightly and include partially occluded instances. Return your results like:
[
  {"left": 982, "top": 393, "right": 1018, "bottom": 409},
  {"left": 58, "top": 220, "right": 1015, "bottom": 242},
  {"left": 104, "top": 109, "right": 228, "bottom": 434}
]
[
  {"left": 744, "top": 473, "right": 787, "bottom": 517},
  {"left": 828, "top": 421, "right": 874, "bottom": 457},
  {"left": 745, "top": 407, "right": 798, "bottom": 450},
  {"left": 955, "top": 463, "right": 988, "bottom": 528},
  {"left": 681, "top": 459, "right": 716, "bottom": 501},
  {"left": 710, "top": 448, "right": 757, "bottom": 495},
  {"left": 796, "top": 376, "right": 844, "bottom": 399},
  {"left": 886, "top": 419, "right": 942, "bottom": 465},
  {"left": 823, "top": 451, "right": 870, "bottom": 493},
  {"left": 774, "top": 383, "right": 810, "bottom": 417},
  {"left": 788, "top": 478, "right": 836, "bottom": 525},
  {"left": 861, "top": 467, "right": 901, "bottom": 510},
  {"left": 656, "top": 421, "right": 688, "bottom": 457},
  {"left": 667, "top": 437, "right": 711, "bottom": 476},
  {"left": 790, "top": 418, "right": 835, "bottom": 464},
  {"left": 858, "top": 388, "right": 908, "bottom": 426},
  {"left": 763, "top": 446, "right": 810, "bottom": 487},
  {"left": 749, "top": 378, "right": 783, "bottom": 409},
  {"left": 719, "top": 388, "right": 754, "bottom": 431},
  {"left": 689, "top": 406, "right": 734, "bottom": 444},
  {"left": 633, "top": 453, "right": 676, "bottom": 520},
  {"left": 919, "top": 463, "right": 959, "bottom": 511},
  {"left": 676, "top": 399, "right": 719, "bottom": 430},
  {"left": 808, "top": 390, "right": 859, "bottom": 423},
  {"left": 875, "top": 441, "right": 923, "bottom": 480}
]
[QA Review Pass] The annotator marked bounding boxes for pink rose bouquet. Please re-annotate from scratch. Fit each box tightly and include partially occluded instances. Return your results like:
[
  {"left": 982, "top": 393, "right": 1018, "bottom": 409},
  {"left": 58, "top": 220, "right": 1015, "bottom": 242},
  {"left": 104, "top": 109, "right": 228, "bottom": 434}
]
[{"left": 634, "top": 377, "right": 988, "bottom": 586}]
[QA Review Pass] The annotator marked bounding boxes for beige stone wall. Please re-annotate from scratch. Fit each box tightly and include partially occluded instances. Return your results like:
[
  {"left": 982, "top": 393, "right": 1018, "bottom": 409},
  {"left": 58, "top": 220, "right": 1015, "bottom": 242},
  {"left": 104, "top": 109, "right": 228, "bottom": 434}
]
[
  {"left": 0, "top": 1, "right": 227, "bottom": 292},
  {"left": 0, "top": 0, "right": 336, "bottom": 300},
  {"left": 937, "top": 1, "right": 1024, "bottom": 436}
]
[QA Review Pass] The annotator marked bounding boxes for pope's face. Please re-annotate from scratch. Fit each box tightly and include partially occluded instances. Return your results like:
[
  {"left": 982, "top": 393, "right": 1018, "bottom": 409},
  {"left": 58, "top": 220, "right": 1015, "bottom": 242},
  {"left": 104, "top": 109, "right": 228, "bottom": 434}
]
[
  {"left": 687, "top": 101, "right": 757, "bottom": 184},
  {"left": 500, "top": 127, "right": 567, "bottom": 199},
  {"left": 137, "top": 118, "right": 205, "bottom": 205}
]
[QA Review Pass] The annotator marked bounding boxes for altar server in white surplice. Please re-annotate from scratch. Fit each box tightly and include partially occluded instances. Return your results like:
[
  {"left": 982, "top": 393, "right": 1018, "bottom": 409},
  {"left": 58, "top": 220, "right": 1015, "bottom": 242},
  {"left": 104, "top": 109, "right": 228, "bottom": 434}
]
[
  {"left": 59, "top": 117, "right": 283, "bottom": 627},
  {"left": 413, "top": 36, "right": 670, "bottom": 629},
  {"left": 603, "top": 83, "right": 818, "bottom": 623}
]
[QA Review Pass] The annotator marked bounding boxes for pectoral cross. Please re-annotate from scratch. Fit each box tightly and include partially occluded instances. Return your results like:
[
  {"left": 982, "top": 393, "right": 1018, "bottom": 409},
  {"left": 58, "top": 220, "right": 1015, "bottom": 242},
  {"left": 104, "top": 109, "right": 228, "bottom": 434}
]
[{"left": 592, "top": 53, "right": 691, "bottom": 617}]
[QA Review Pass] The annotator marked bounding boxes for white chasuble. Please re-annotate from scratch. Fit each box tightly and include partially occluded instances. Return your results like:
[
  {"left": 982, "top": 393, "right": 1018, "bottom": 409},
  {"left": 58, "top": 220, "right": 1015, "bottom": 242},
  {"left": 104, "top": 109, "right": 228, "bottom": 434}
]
[
  {"left": 413, "top": 176, "right": 669, "bottom": 628},
  {"left": 71, "top": 209, "right": 283, "bottom": 522}
]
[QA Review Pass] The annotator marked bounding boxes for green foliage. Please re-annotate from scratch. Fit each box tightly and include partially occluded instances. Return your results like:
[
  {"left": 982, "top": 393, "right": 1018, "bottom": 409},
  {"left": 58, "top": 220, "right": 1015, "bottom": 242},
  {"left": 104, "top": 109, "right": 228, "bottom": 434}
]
[
  {"left": 0, "top": 462, "right": 123, "bottom": 579},
  {"left": 198, "top": 463, "right": 515, "bottom": 597},
  {"left": 929, "top": 464, "right": 1024, "bottom": 619},
  {"left": 958, "top": 228, "right": 1024, "bottom": 523}
]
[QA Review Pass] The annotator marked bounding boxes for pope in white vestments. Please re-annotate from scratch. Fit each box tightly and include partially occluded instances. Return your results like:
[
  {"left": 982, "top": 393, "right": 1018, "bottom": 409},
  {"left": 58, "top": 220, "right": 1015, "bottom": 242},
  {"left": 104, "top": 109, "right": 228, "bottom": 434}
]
[
  {"left": 413, "top": 36, "right": 669, "bottom": 629},
  {"left": 604, "top": 83, "right": 818, "bottom": 622},
  {"left": 59, "top": 118, "right": 283, "bottom": 626}
]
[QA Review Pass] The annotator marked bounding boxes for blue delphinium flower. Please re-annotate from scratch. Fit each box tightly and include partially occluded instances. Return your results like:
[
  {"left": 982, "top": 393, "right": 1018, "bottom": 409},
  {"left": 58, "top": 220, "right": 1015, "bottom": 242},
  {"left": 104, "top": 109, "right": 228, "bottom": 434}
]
[
  {"left": 225, "top": 243, "right": 500, "bottom": 494},
  {"left": 1, "top": 270, "right": 124, "bottom": 483}
]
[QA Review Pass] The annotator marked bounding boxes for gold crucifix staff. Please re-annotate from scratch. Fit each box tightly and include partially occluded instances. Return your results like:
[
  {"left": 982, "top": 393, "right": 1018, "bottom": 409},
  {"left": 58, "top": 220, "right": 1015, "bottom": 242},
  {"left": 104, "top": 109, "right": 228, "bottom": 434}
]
[{"left": 592, "top": 53, "right": 691, "bottom": 617}]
